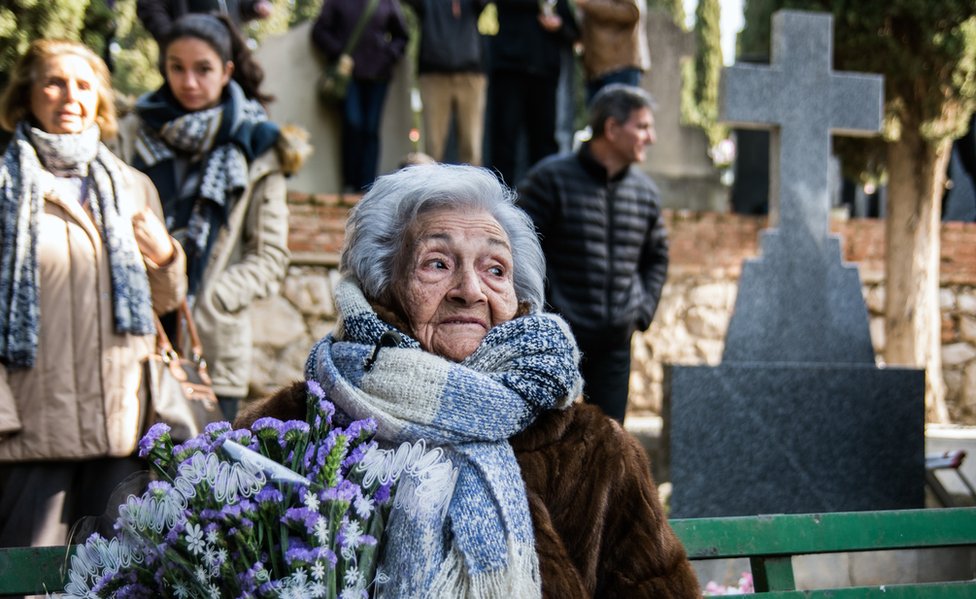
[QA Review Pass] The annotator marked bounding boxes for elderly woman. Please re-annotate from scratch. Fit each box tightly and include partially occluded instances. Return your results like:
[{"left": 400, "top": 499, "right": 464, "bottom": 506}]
[
  {"left": 237, "top": 164, "right": 699, "bottom": 597},
  {"left": 0, "top": 40, "right": 186, "bottom": 547}
]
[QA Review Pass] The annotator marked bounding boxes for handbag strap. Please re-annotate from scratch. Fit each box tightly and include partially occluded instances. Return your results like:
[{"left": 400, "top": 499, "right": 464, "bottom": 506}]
[
  {"left": 154, "top": 299, "right": 206, "bottom": 364},
  {"left": 342, "top": 0, "right": 381, "bottom": 56}
]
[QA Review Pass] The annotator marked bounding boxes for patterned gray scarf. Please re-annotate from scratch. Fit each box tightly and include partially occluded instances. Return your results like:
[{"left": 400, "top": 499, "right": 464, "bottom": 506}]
[
  {"left": 134, "top": 84, "right": 263, "bottom": 256},
  {"left": 0, "top": 122, "right": 155, "bottom": 368}
]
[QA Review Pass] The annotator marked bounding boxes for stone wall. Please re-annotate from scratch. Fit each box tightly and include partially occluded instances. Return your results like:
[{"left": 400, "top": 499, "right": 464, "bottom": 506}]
[{"left": 248, "top": 193, "right": 976, "bottom": 424}]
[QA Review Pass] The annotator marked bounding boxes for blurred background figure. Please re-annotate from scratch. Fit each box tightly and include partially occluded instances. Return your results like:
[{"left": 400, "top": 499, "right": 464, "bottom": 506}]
[
  {"left": 312, "top": 0, "right": 409, "bottom": 193},
  {"left": 487, "top": 0, "right": 578, "bottom": 188},
  {"left": 117, "top": 14, "right": 302, "bottom": 423},
  {"left": 405, "top": 0, "right": 488, "bottom": 166},
  {"left": 0, "top": 39, "right": 186, "bottom": 548},
  {"left": 576, "top": 0, "right": 650, "bottom": 103},
  {"left": 137, "top": 0, "right": 274, "bottom": 45}
]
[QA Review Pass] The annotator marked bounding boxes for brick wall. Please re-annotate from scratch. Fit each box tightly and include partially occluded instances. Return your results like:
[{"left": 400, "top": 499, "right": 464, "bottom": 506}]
[{"left": 262, "top": 192, "right": 976, "bottom": 423}]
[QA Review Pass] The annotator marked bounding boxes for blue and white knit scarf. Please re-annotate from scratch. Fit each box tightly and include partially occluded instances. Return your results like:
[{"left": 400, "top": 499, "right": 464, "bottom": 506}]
[
  {"left": 0, "top": 122, "right": 155, "bottom": 368},
  {"left": 306, "top": 277, "right": 582, "bottom": 598}
]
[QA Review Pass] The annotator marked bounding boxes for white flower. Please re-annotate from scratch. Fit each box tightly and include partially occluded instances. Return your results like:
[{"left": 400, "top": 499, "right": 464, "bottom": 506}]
[
  {"left": 343, "top": 565, "right": 364, "bottom": 588},
  {"left": 303, "top": 490, "right": 321, "bottom": 512},
  {"left": 340, "top": 520, "right": 364, "bottom": 560},
  {"left": 205, "top": 528, "right": 219, "bottom": 544},
  {"left": 314, "top": 516, "right": 330, "bottom": 544},
  {"left": 311, "top": 560, "right": 326, "bottom": 581},
  {"left": 208, "top": 583, "right": 220, "bottom": 599},
  {"left": 172, "top": 582, "right": 189, "bottom": 598},
  {"left": 203, "top": 546, "right": 219, "bottom": 569},
  {"left": 353, "top": 493, "right": 374, "bottom": 519},
  {"left": 310, "top": 581, "right": 327, "bottom": 597},
  {"left": 194, "top": 565, "right": 208, "bottom": 584},
  {"left": 185, "top": 522, "right": 206, "bottom": 555}
]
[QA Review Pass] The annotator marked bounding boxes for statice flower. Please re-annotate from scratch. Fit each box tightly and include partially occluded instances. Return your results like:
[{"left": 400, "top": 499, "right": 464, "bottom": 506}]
[{"left": 57, "top": 383, "right": 449, "bottom": 599}]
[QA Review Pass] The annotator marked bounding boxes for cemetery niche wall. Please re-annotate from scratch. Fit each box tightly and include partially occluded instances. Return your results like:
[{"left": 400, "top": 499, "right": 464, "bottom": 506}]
[{"left": 664, "top": 10, "right": 925, "bottom": 518}]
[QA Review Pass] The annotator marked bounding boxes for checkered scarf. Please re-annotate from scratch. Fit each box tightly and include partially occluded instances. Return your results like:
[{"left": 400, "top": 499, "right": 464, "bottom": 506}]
[
  {"left": 0, "top": 122, "right": 154, "bottom": 368},
  {"left": 306, "top": 276, "right": 582, "bottom": 598}
]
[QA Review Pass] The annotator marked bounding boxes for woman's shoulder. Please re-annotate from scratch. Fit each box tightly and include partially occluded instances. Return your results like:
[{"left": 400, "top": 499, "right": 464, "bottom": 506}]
[
  {"left": 511, "top": 402, "right": 630, "bottom": 455},
  {"left": 254, "top": 123, "right": 312, "bottom": 178}
]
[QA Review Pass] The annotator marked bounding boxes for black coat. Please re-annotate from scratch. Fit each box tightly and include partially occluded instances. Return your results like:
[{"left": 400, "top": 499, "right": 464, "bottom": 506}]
[
  {"left": 490, "top": 0, "right": 579, "bottom": 79},
  {"left": 310, "top": 0, "right": 409, "bottom": 81},
  {"left": 517, "top": 144, "right": 669, "bottom": 343}
]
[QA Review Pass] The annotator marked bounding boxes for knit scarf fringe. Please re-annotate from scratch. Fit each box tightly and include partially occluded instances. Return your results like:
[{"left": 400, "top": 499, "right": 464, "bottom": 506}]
[{"left": 428, "top": 539, "right": 542, "bottom": 599}]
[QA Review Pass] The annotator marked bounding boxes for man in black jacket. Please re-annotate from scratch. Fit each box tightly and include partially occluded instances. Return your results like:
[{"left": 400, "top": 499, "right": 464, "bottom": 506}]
[
  {"left": 137, "top": 0, "right": 272, "bottom": 44},
  {"left": 518, "top": 84, "right": 667, "bottom": 423}
]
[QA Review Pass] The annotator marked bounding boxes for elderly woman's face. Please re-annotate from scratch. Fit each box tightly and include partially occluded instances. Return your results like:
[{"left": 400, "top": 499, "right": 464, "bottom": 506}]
[
  {"left": 30, "top": 54, "right": 100, "bottom": 135},
  {"left": 397, "top": 208, "right": 519, "bottom": 362}
]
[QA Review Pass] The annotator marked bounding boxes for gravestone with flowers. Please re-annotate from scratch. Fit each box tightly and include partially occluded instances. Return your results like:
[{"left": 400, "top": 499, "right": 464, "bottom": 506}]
[{"left": 663, "top": 10, "right": 925, "bottom": 518}]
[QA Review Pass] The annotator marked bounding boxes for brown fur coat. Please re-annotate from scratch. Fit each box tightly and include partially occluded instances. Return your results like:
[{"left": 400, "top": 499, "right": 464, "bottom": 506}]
[{"left": 236, "top": 384, "right": 700, "bottom": 598}]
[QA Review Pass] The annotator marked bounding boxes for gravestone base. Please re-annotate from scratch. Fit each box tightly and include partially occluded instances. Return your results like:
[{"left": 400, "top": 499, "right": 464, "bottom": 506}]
[{"left": 663, "top": 363, "right": 925, "bottom": 518}]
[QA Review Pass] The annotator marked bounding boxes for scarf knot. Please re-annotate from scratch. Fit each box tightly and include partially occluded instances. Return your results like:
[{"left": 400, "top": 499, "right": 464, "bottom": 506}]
[{"left": 306, "top": 277, "right": 582, "bottom": 598}]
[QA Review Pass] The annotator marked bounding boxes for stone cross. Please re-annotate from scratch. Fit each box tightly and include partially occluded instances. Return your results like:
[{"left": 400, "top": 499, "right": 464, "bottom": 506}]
[{"left": 720, "top": 10, "right": 883, "bottom": 238}]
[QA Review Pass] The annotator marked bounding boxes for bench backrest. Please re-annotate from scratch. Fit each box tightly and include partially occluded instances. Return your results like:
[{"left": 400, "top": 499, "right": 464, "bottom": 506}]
[
  {"left": 670, "top": 507, "right": 976, "bottom": 597},
  {"left": 2, "top": 507, "right": 974, "bottom": 596}
]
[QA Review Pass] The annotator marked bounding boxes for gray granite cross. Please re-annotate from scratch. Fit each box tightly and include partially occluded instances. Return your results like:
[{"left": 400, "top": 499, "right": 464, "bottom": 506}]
[{"left": 720, "top": 10, "right": 883, "bottom": 237}]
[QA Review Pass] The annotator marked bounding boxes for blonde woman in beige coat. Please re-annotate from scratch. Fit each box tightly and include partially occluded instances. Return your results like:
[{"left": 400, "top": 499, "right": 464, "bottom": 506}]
[
  {"left": 118, "top": 14, "right": 303, "bottom": 422},
  {"left": 0, "top": 40, "right": 187, "bottom": 547}
]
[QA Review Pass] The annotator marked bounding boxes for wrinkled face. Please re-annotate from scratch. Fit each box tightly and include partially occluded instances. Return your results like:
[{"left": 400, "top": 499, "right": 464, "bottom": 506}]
[
  {"left": 607, "top": 106, "right": 656, "bottom": 165},
  {"left": 164, "top": 37, "right": 233, "bottom": 112},
  {"left": 30, "top": 54, "right": 100, "bottom": 135},
  {"left": 397, "top": 208, "right": 519, "bottom": 362}
]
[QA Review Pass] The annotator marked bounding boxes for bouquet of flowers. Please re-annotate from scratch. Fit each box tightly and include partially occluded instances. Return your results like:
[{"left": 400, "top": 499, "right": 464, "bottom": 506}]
[{"left": 58, "top": 381, "right": 450, "bottom": 598}]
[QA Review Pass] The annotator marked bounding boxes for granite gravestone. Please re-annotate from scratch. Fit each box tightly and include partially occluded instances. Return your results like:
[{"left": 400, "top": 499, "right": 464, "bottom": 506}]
[{"left": 665, "top": 10, "right": 925, "bottom": 518}]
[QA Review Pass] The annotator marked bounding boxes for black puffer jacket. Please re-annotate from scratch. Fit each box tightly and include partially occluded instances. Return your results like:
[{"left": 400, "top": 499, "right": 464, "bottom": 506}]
[{"left": 517, "top": 144, "right": 669, "bottom": 343}]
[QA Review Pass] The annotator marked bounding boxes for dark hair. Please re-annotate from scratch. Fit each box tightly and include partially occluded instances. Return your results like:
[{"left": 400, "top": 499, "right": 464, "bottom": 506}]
[
  {"left": 160, "top": 12, "right": 274, "bottom": 107},
  {"left": 588, "top": 84, "right": 656, "bottom": 138}
]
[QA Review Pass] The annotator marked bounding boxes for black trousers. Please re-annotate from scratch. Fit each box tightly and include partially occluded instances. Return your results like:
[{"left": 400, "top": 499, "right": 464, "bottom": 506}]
[
  {"left": 487, "top": 70, "right": 560, "bottom": 188},
  {"left": 578, "top": 335, "right": 634, "bottom": 424}
]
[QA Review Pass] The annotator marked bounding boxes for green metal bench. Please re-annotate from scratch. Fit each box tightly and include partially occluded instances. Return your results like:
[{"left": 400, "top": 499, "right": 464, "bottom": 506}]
[
  {"left": 1, "top": 507, "right": 974, "bottom": 596},
  {"left": 671, "top": 507, "right": 976, "bottom": 597}
]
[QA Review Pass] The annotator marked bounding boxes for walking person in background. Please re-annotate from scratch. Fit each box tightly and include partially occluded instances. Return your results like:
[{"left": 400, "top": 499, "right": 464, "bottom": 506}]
[
  {"left": 488, "top": 0, "right": 578, "bottom": 187},
  {"left": 312, "top": 0, "right": 409, "bottom": 192},
  {"left": 117, "top": 14, "right": 304, "bottom": 422},
  {"left": 137, "top": 0, "right": 274, "bottom": 45},
  {"left": 517, "top": 84, "right": 667, "bottom": 423},
  {"left": 404, "top": 0, "right": 488, "bottom": 166},
  {"left": 576, "top": 0, "right": 651, "bottom": 103},
  {"left": 0, "top": 39, "right": 186, "bottom": 547}
]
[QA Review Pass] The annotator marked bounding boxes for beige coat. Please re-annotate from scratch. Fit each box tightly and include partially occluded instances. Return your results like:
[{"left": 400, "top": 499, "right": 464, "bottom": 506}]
[
  {"left": 191, "top": 149, "right": 290, "bottom": 397},
  {"left": 0, "top": 155, "right": 187, "bottom": 461},
  {"left": 579, "top": 0, "right": 651, "bottom": 80},
  {"left": 116, "top": 116, "right": 293, "bottom": 398}
]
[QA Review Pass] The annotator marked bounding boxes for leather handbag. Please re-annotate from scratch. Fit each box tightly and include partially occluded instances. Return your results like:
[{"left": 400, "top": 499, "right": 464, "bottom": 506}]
[
  {"left": 316, "top": 0, "right": 380, "bottom": 105},
  {"left": 143, "top": 300, "right": 222, "bottom": 443}
]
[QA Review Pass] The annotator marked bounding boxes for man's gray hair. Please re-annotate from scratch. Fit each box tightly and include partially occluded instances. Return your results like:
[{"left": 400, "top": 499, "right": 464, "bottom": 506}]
[
  {"left": 588, "top": 83, "right": 657, "bottom": 138},
  {"left": 341, "top": 163, "right": 546, "bottom": 310}
]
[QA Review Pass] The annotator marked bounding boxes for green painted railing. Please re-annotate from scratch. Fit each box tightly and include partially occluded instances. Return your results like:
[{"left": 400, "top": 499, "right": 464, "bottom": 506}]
[{"left": 2, "top": 507, "right": 975, "bottom": 596}]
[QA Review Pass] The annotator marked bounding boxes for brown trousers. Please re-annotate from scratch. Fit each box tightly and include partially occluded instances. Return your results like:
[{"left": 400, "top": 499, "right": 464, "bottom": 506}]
[{"left": 419, "top": 72, "right": 487, "bottom": 166}]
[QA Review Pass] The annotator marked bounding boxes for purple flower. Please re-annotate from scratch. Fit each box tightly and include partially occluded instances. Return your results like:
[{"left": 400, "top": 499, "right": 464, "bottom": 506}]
[
  {"left": 341, "top": 418, "right": 377, "bottom": 443},
  {"left": 306, "top": 379, "right": 326, "bottom": 400},
  {"left": 137, "top": 423, "right": 171, "bottom": 458},
  {"left": 281, "top": 420, "right": 311, "bottom": 443},
  {"left": 204, "top": 421, "right": 232, "bottom": 438},
  {"left": 374, "top": 482, "right": 392, "bottom": 504},
  {"left": 282, "top": 507, "right": 320, "bottom": 534}
]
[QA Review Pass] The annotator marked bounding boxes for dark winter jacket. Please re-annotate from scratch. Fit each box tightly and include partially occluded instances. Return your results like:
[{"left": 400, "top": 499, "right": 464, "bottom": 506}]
[
  {"left": 490, "top": 0, "right": 579, "bottom": 79},
  {"left": 517, "top": 143, "right": 669, "bottom": 343},
  {"left": 137, "top": 0, "right": 266, "bottom": 43},
  {"left": 404, "top": 0, "right": 487, "bottom": 74},
  {"left": 236, "top": 384, "right": 700, "bottom": 598},
  {"left": 311, "top": 0, "right": 410, "bottom": 81}
]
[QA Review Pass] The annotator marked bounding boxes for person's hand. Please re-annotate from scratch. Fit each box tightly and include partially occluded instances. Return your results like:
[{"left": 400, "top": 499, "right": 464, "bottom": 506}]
[
  {"left": 253, "top": 0, "right": 273, "bottom": 19},
  {"left": 132, "top": 206, "right": 175, "bottom": 266},
  {"left": 538, "top": 13, "right": 562, "bottom": 32}
]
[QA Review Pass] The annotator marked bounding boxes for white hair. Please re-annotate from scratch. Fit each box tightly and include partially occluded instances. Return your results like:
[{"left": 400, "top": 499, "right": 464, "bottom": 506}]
[{"left": 340, "top": 164, "right": 546, "bottom": 311}]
